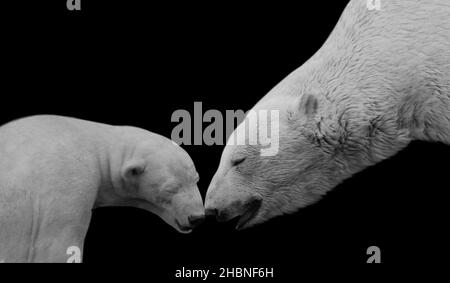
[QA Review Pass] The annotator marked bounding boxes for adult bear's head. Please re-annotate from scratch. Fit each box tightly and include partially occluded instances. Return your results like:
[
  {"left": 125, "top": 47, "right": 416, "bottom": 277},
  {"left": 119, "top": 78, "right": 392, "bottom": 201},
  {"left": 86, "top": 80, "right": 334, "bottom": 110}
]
[
  {"left": 205, "top": 90, "right": 411, "bottom": 230},
  {"left": 96, "top": 130, "right": 205, "bottom": 234}
]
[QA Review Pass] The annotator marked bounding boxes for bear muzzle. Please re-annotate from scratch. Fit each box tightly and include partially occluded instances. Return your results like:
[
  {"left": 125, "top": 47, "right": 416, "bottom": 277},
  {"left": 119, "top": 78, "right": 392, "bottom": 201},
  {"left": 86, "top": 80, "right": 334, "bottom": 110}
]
[
  {"left": 175, "top": 213, "right": 206, "bottom": 233},
  {"left": 205, "top": 197, "right": 262, "bottom": 230}
]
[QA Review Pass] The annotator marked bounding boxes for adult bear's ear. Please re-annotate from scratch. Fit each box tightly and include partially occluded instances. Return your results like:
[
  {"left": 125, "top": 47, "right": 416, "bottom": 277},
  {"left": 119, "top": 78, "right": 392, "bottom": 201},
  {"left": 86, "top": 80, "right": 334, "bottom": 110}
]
[
  {"left": 299, "top": 93, "right": 319, "bottom": 119},
  {"left": 287, "top": 93, "right": 320, "bottom": 123},
  {"left": 121, "top": 159, "right": 146, "bottom": 186}
]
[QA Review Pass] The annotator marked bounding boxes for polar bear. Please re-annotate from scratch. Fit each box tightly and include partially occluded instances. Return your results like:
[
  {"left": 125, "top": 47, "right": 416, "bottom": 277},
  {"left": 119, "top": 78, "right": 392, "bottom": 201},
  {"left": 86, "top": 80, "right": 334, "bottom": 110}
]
[
  {"left": 205, "top": 0, "right": 450, "bottom": 229},
  {"left": 0, "top": 115, "right": 204, "bottom": 262}
]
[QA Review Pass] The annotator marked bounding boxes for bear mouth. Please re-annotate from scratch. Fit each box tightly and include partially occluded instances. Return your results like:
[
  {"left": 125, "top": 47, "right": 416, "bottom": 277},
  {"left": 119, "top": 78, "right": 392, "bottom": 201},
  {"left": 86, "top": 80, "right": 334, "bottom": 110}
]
[
  {"left": 175, "top": 219, "right": 193, "bottom": 233},
  {"left": 236, "top": 198, "right": 262, "bottom": 230}
]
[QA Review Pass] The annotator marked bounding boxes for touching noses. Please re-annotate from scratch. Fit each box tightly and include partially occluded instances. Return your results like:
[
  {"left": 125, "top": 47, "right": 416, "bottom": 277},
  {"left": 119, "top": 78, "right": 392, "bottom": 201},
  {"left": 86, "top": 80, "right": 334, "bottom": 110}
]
[{"left": 188, "top": 213, "right": 205, "bottom": 228}]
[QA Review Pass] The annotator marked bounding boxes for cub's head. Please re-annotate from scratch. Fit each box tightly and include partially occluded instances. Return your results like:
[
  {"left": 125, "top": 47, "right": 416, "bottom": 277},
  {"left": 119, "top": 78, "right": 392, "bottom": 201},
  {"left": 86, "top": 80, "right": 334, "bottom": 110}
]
[
  {"left": 205, "top": 91, "right": 410, "bottom": 229},
  {"left": 117, "top": 133, "right": 204, "bottom": 233}
]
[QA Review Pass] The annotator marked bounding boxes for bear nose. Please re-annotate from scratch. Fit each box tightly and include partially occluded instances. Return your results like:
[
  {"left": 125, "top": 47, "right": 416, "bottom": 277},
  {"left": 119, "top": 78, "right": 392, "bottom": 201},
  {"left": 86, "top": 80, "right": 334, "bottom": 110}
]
[
  {"left": 205, "top": 208, "right": 218, "bottom": 217},
  {"left": 188, "top": 214, "right": 205, "bottom": 227},
  {"left": 205, "top": 207, "right": 229, "bottom": 222}
]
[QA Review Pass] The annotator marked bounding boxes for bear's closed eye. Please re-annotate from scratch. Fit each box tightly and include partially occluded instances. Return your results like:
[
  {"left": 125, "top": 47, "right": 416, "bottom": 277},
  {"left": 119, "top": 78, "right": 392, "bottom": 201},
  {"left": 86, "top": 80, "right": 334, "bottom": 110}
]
[
  {"left": 231, "top": 157, "right": 246, "bottom": 167},
  {"left": 166, "top": 183, "right": 182, "bottom": 193}
]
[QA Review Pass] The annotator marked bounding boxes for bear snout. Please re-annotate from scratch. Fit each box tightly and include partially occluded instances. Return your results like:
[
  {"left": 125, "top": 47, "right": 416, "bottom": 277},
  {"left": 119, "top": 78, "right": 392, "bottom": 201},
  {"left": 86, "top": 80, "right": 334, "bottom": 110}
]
[
  {"left": 205, "top": 197, "right": 262, "bottom": 229},
  {"left": 205, "top": 206, "right": 233, "bottom": 222},
  {"left": 188, "top": 213, "right": 206, "bottom": 227},
  {"left": 205, "top": 201, "right": 241, "bottom": 222}
]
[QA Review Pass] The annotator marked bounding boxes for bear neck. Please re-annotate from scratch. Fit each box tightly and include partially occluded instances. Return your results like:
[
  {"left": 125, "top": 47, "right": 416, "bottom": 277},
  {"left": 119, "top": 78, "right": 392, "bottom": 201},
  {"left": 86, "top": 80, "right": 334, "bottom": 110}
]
[
  {"left": 309, "top": 0, "right": 450, "bottom": 148},
  {"left": 93, "top": 126, "right": 143, "bottom": 208},
  {"left": 396, "top": 88, "right": 450, "bottom": 145}
]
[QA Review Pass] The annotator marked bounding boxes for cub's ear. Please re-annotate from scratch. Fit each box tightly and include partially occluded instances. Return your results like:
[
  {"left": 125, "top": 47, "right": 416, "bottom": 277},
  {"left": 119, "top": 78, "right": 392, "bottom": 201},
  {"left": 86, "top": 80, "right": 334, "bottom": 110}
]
[
  {"left": 299, "top": 93, "right": 319, "bottom": 119},
  {"left": 121, "top": 159, "right": 146, "bottom": 185}
]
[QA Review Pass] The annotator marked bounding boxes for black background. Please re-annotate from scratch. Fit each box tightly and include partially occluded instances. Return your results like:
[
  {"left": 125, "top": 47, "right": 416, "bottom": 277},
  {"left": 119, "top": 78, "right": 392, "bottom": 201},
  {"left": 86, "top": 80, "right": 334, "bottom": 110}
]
[{"left": 1, "top": 0, "right": 448, "bottom": 277}]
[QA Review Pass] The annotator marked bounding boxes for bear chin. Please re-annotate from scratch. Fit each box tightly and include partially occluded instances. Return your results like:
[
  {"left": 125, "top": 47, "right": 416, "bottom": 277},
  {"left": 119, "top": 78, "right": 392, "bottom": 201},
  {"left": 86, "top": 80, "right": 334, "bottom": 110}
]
[{"left": 174, "top": 219, "right": 194, "bottom": 234}]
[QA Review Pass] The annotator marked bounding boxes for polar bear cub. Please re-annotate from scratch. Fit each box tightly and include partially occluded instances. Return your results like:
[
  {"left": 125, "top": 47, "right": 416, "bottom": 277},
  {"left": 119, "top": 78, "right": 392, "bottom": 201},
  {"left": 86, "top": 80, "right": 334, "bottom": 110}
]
[{"left": 0, "top": 115, "right": 204, "bottom": 262}]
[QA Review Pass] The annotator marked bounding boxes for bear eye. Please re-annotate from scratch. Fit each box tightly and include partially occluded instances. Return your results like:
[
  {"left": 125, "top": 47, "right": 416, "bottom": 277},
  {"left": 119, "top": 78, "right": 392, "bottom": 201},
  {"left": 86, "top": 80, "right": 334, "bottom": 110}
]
[
  {"left": 166, "top": 184, "right": 181, "bottom": 194},
  {"left": 231, "top": 157, "right": 246, "bottom": 167}
]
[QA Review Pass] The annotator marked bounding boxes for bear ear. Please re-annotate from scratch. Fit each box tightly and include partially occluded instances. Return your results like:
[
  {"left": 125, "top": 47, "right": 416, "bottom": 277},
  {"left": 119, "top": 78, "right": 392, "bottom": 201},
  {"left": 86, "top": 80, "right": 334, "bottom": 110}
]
[
  {"left": 298, "top": 93, "right": 319, "bottom": 119},
  {"left": 121, "top": 159, "right": 146, "bottom": 185}
]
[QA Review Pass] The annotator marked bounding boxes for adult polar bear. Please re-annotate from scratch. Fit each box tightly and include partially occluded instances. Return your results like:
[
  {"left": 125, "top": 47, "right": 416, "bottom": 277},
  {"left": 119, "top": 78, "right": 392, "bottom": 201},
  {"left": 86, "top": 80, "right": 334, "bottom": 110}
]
[
  {"left": 205, "top": 0, "right": 450, "bottom": 229},
  {"left": 0, "top": 115, "right": 204, "bottom": 262}
]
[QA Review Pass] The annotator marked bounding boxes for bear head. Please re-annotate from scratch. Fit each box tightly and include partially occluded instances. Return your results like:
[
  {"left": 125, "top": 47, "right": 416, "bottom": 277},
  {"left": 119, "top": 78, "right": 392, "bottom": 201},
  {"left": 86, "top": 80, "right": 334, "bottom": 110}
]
[
  {"left": 115, "top": 135, "right": 205, "bottom": 234},
  {"left": 205, "top": 89, "right": 411, "bottom": 229}
]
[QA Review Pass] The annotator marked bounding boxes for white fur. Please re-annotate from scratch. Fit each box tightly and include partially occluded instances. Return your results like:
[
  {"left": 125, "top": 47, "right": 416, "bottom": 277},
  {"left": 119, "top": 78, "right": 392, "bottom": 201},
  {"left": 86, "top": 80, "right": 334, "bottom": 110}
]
[
  {"left": 0, "top": 115, "right": 203, "bottom": 262},
  {"left": 206, "top": 0, "right": 450, "bottom": 228}
]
